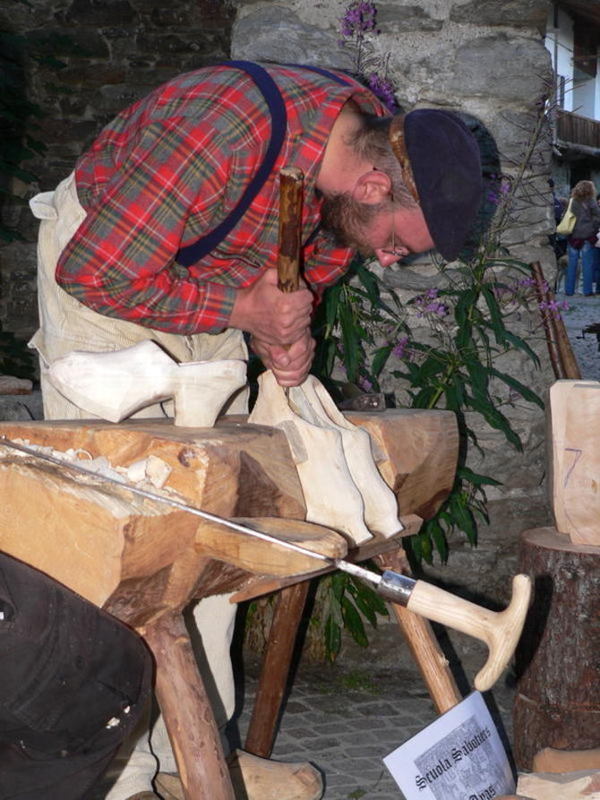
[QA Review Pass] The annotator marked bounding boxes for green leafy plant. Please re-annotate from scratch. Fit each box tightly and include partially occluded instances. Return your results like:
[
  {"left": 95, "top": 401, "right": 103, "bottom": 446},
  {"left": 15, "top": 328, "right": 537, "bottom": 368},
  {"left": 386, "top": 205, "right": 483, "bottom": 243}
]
[{"left": 316, "top": 568, "right": 389, "bottom": 659}]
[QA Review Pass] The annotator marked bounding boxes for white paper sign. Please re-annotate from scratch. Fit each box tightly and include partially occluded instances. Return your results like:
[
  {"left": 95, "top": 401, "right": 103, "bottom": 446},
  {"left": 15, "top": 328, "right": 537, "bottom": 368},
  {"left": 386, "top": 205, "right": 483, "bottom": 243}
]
[{"left": 383, "top": 691, "right": 515, "bottom": 800}]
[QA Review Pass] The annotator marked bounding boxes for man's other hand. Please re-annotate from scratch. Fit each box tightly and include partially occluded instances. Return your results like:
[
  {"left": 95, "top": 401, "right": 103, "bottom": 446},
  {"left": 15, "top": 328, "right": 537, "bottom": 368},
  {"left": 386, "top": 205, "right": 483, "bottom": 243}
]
[
  {"left": 230, "top": 269, "right": 313, "bottom": 346},
  {"left": 250, "top": 329, "right": 315, "bottom": 387}
]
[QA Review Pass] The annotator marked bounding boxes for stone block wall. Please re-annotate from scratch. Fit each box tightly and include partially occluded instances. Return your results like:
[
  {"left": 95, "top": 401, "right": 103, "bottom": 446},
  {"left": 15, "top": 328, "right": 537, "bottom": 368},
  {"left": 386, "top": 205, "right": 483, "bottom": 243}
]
[{"left": 1, "top": 0, "right": 235, "bottom": 337}]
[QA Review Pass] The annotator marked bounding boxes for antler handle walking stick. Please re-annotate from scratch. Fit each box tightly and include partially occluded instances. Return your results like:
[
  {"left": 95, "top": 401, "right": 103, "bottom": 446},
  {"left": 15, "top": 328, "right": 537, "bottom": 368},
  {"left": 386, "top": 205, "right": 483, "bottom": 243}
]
[{"left": 358, "top": 566, "right": 532, "bottom": 691}]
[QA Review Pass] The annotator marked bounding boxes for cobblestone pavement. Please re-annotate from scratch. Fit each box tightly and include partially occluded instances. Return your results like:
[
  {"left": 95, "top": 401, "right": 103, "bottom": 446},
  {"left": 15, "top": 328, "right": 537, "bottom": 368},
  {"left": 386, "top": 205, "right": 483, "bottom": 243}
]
[{"left": 230, "top": 624, "right": 517, "bottom": 800}]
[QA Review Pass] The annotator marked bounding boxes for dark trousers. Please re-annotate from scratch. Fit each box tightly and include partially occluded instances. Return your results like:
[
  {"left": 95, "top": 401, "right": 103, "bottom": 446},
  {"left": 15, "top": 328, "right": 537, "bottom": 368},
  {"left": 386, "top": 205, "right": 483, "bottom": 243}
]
[{"left": 0, "top": 553, "right": 153, "bottom": 800}]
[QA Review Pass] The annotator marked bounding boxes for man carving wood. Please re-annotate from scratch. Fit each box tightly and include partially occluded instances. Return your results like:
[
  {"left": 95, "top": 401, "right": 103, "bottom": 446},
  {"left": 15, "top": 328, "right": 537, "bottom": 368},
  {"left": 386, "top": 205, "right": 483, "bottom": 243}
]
[{"left": 28, "top": 61, "right": 482, "bottom": 800}]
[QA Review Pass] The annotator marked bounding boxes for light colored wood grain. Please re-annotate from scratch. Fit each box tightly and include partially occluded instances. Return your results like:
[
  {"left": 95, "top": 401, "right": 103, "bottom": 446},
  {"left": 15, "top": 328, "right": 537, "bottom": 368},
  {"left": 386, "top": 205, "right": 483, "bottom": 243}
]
[
  {"left": 0, "top": 418, "right": 308, "bottom": 616},
  {"left": 291, "top": 376, "right": 402, "bottom": 537},
  {"left": 375, "top": 547, "right": 461, "bottom": 713},
  {"left": 347, "top": 408, "right": 458, "bottom": 520},
  {"left": 549, "top": 379, "right": 600, "bottom": 545},
  {"left": 533, "top": 747, "right": 600, "bottom": 774},
  {"left": 407, "top": 574, "right": 532, "bottom": 691},
  {"left": 517, "top": 769, "right": 600, "bottom": 800},
  {"left": 195, "top": 517, "right": 346, "bottom": 576},
  {"left": 47, "top": 339, "right": 247, "bottom": 427},
  {"left": 249, "top": 371, "right": 372, "bottom": 544}
]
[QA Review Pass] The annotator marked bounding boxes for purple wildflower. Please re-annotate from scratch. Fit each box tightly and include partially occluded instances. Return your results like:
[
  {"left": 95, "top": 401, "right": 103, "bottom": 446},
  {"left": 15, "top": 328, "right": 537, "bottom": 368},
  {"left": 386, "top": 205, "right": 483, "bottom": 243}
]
[
  {"left": 366, "top": 72, "right": 398, "bottom": 112},
  {"left": 486, "top": 175, "right": 511, "bottom": 206},
  {"left": 517, "top": 277, "right": 538, "bottom": 289},
  {"left": 413, "top": 289, "right": 448, "bottom": 318},
  {"left": 358, "top": 376, "right": 373, "bottom": 391},
  {"left": 339, "top": 1, "right": 378, "bottom": 38},
  {"left": 419, "top": 302, "right": 448, "bottom": 318},
  {"left": 539, "top": 299, "right": 569, "bottom": 318},
  {"left": 392, "top": 336, "right": 409, "bottom": 359}
]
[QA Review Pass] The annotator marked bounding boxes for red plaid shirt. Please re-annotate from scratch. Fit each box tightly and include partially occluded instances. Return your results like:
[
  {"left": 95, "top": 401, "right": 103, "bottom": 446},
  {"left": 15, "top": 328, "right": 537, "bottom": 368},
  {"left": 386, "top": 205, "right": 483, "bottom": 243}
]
[{"left": 56, "top": 63, "right": 385, "bottom": 334}]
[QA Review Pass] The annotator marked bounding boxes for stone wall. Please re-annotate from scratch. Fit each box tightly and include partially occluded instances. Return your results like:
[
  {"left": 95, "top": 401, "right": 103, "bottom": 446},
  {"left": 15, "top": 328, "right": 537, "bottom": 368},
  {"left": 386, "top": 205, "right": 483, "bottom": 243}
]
[
  {"left": 1, "top": 0, "right": 236, "bottom": 338},
  {"left": 231, "top": 0, "right": 556, "bottom": 602},
  {"left": 1, "top": 0, "right": 558, "bottom": 601}
]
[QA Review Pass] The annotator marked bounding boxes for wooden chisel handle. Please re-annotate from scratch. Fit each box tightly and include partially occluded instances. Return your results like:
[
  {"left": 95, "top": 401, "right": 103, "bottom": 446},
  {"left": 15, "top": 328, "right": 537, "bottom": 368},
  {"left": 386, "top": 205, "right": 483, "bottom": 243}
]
[
  {"left": 277, "top": 166, "right": 304, "bottom": 293},
  {"left": 406, "top": 573, "right": 532, "bottom": 691}
]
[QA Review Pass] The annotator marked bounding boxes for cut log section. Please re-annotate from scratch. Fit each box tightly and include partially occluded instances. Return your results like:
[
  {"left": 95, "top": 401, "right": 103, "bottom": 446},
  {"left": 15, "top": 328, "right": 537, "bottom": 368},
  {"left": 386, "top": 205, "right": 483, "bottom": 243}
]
[
  {"left": 0, "top": 418, "right": 307, "bottom": 620},
  {"left": 533, "top": 746, "right": 600, "bottom": 774},
  {"left": 513, "top": 526, "right": 600, "bottom": 769}
]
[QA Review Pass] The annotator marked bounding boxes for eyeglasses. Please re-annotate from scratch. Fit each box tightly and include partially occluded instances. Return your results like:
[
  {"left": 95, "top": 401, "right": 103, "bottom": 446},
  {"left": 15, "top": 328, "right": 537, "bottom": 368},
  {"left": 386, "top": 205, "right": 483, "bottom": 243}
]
[
  {"left": 378, "top": 204, "right": 405, "bottom": 258},
  {"left": 370, "top": 169, "right": 405, "bottom": 258}
]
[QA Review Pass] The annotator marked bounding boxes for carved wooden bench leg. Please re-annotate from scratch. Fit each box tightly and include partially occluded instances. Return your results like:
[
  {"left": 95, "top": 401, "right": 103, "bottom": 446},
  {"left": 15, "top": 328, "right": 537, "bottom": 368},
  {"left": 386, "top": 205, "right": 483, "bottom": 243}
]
[
  {"left": 143, "top": 612, "right": 236, "bottom": 800},
  {"left": 244, "top": 581, "right": 311, "bottom": 757},
  {"left": 245, "top": 548, "right": 462, "bottom": 762},
  {"left": 375, "top": 550, "right": 461, "bottom": 713}
]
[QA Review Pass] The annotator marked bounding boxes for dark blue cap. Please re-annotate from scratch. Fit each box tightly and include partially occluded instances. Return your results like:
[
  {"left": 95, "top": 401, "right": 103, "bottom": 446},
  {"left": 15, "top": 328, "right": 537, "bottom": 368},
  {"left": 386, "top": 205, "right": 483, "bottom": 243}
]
[{"left": 390, "top": 109, "right": 483, "bottom": 261}]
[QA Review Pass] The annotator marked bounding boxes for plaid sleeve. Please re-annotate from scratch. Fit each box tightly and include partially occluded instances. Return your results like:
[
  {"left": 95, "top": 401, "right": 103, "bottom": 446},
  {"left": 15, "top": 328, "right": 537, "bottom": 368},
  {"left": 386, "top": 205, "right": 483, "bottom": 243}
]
[{"left": 56, "top": 118, "right": 240, "bottom": 334}]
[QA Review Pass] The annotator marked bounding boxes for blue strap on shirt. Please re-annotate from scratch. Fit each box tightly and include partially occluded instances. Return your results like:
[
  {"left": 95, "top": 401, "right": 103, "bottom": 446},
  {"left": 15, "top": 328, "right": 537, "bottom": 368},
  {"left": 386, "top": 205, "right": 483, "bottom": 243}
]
[{"left": 175, "top": 61, "right": 353, "bottom": 267}]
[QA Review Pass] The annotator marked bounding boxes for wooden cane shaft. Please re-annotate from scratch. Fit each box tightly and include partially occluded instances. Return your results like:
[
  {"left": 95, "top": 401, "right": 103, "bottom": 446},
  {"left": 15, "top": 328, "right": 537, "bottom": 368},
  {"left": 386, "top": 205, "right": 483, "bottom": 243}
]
[
  {"left": 389, "top": 602, "right": 461, "bottom": 713},
  {"left": 550, "top": 290, "right": 581, "bottom": 379},
  {"left": 375, "top": 550, "right": 461, "bottom": 713},
  {"left": 277, "top": 166, "right": 304, "bottom": 293},
  {"left": 531, "top": 261, "right": 581, "bottom": 380}
]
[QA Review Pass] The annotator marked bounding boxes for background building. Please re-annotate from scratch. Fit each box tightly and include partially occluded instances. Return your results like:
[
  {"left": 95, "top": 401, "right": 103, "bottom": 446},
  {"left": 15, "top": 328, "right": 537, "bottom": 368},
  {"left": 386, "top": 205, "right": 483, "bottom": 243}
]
[{"left": 546, "top": 1, "right": 600, "bottom": 195}]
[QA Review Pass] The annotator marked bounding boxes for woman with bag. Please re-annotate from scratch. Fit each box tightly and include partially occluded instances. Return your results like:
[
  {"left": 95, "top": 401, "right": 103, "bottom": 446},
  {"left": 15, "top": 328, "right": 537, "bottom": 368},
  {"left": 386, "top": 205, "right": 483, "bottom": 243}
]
[{"left": 561, "top": 180, "right": 600, "bottom": 296}]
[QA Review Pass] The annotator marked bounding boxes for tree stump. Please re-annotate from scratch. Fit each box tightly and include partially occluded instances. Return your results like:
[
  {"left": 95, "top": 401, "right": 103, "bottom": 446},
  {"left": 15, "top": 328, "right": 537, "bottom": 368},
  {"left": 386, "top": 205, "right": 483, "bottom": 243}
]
[{"left": 513, "top": 527, "right": 600, "bottom": 769}]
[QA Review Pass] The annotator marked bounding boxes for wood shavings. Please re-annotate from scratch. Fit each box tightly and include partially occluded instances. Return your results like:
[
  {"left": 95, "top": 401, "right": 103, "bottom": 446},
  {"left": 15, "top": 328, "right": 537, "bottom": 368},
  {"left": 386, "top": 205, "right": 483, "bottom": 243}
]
[{"left": 6, "top": 438, "right": 171, "bottom": 490}]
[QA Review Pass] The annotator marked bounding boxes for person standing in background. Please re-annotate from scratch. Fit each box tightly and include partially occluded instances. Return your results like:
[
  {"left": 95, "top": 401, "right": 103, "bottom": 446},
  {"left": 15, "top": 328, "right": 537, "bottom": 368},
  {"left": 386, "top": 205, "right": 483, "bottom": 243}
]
[{"left": 565, "top": 179, "right": 600, "bottom": 296}]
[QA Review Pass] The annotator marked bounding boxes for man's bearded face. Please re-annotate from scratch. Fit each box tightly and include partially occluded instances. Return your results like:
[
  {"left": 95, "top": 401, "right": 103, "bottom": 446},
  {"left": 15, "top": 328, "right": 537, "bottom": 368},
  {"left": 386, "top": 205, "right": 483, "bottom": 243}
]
[
  {"left": 320, "top": 191, "right": 385, "bottom": 256},
  {"left": 320, "top": 192, "right": 434, "bottom": 265}
]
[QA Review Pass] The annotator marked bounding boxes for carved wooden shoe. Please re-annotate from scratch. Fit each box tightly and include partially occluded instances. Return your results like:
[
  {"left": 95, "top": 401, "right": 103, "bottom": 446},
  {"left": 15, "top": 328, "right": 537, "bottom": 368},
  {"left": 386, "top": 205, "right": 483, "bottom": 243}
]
[
  {"left": 249, "top": 370, "right": 371, "bottom": 544},
  {"left": 170, "top": 358, "right": 247, "bottom": 427},
  {"left": 47, "top": 340, "right": 247, "bottom": 427},
  {"left": 290, "top": 376, "right": 402, "bottom": 538},
  {"left": 155, "top": 753, "right": 323, "bottom": 800},
  {"left": 227, "top": 751, "right": 324, "bottom": 800}
]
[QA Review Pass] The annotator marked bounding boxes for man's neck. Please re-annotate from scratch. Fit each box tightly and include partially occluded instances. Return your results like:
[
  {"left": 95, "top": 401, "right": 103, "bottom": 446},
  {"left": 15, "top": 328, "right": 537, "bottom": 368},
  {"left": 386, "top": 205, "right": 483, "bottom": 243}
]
[{"left": 316, "top": 103, "right": 368, "bottom": 196}]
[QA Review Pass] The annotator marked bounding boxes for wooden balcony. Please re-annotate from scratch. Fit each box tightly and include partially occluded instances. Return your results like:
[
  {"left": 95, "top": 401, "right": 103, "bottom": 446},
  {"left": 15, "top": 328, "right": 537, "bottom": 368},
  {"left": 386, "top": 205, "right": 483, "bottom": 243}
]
[{"left": 556, "top": 109, "right": 600, "bottom": 150}]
